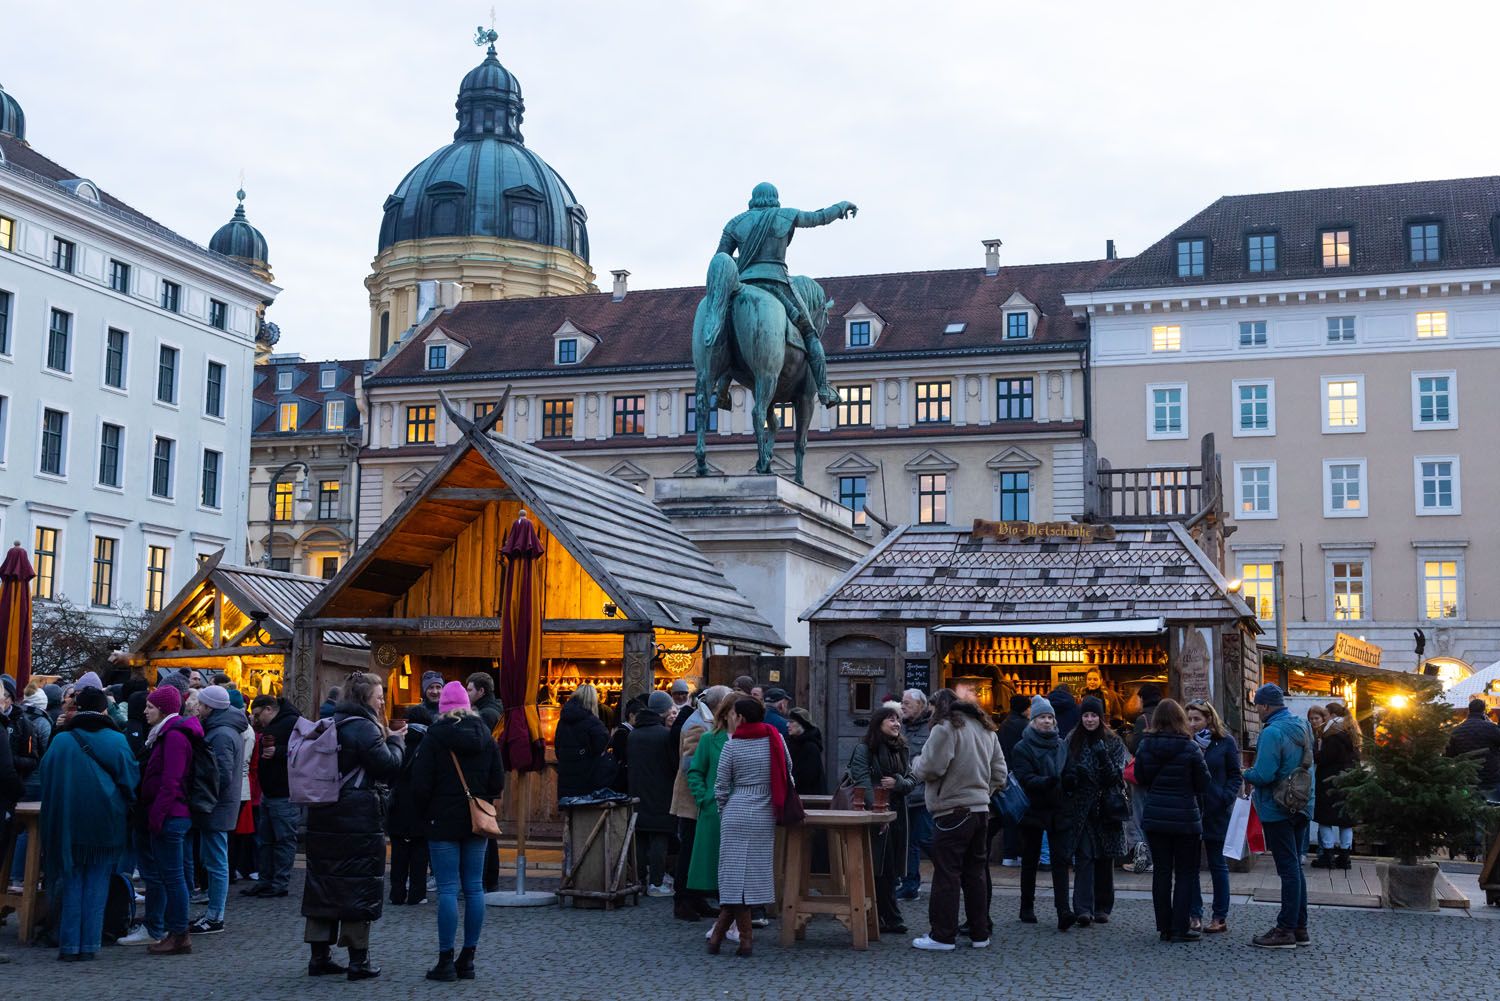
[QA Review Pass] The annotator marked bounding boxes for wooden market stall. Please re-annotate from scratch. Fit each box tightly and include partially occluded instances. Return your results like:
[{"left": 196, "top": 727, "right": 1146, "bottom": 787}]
[
  {"left": 123, "top": 552, "right": 367, "bottom": 696},
  {"left": 1261, "top": 648, "right": 1440, "bottom": 724},
  {"left": 293, "top": 405, "right": 783, "bottom": 831}
]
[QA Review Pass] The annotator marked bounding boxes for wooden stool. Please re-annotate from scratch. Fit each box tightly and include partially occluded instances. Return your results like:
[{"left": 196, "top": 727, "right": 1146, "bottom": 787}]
[
  {"left": 780, "top": 809, "right": 893, "bottom": 950},
  {"left": 0, "top": 803, "right": 42, "bottom": 943}
]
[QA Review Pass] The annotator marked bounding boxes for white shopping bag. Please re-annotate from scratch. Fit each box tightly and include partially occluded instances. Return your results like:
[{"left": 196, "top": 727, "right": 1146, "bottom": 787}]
[{"left": 1222, "top": 795, "right": 1253, "bottom": 860}]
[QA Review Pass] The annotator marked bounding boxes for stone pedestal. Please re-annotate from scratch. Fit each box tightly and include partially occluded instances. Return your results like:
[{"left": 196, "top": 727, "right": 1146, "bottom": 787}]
[{"left": 654, "top": 475, "right": 872, "bottom": 656}]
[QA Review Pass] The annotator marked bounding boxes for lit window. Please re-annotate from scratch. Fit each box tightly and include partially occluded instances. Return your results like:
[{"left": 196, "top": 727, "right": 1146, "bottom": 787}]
[
  {"left": 1416, "top": 457, "right": 1459, "bottom": 514},
  {"left": 91, "top": 537, "right": 115, "bottom": 608},
  {"left": 471, "top": 401, "right": 501, "bottom": 430},
  {"left": 320, "top": 369, "right": 336, "bottom": 389},
  {"left": 542, "top": 398, "right": 573, "bottom": 438},
  {"left": 999, "top": 471, "right": 1030, "bottom": 521},
  {"left": 849, "top": 320, "right": 871, "bottom": 347},
  {"left": 109, "top": 259, "right": 131, "bottom": 294},
  {"left": 1151, "top": 325, "right": 1181, "bottom": 352},
  {"left": 145, "top": 545, "right": 169, "bottom": 612},
  {"left": 318, "top": 480, "right": 341, "bottom": 520},
  {"left": 1176, "top": 238, "right": 1206, "bottom": 277},
  {"left": 325, "top": 399, "right": 345, "bottom": 431},
  {"left": 1412, "top": 373, "right": 1454, "bottom": 428},
  {"left": 201, "top": 449, "right": 221, "bottom": 509},
  {"left": 1234, "top": 381, "right": 1273, "bottom": 434},
  {"left": 557, "top": 338, "right": 578, "bottom": 364},
  {"left": 209, "top": 299, "right": 227, "bottom": 330},
  {"left": 156, "top": 345, "right": 178, "bottom": 403},
  {"left": 997, "top": 378, "right": 1033, "bottom": 421},
  {"left": 205, "top": 361, "right": 225, "bottom": 417},
  {"left": 321, "top": 557, "right": 339, "bottom": 580},
  {"left": 426, "top": 344, "right": 447, "bottom": 370},
  {"left": 0, "top": 216, "right": 12, "bottom": 252},
  {"left": 1148, "top": 470, "right": 1189, "bottom": 516},
  {"left": 39, "top": 408, "right": 67, "bottom": 476},
  {"left": 1247, "top": 233, "right": 1277, "bottom": 272},
  {"left": 1325, "top": 460, "right": 1365, "bottom": 517},
  {"left": 836, "top": 385, "right": 872, "bottom": 427},
  {"left": 1423, "top": 560, "right": 1460, "bottom": 619},
  {"left": 1241, "top": 563, "right": 1274, "bottom": 621},
  {"left": 151, "top": 436, "right": 174, "bottom": 498},
  {"left": 1148, "top": 385, "right": 1186, "bottom": 438},
  {"left": 1327, "top": 316, "right": 1355, "bottom": 344},
  {"left": 1416, "top": 311, "right": 1447, "bottom": 339},
  {"left": 405, "top": 405, "right": 436, "bottom": 444},
  {"left": 98, "top": 423, "right": 122, "bottom": 487},
  {"left": 613, "top": 395, "right": 646, "bottom": 435},
  {"left": 915, "top": 382, "right": 951, "bottom": 424},
  {"left": 160, "top": 280, "right": 180, "bottom": 313},
  {"left": 1005, "top": 313, "right": 1029, "bottom": 339},
  {"left": 1236, "top": 463, "right": 1275, "bottom": 518},
  {"left": 684, "top": 393, "right": 718, "bottom": 433},
  {"left": 917, "top": 473, "right": 948, "bottom": 524},
  {"left": 1331, "top": 561, "right": 1365, "bottom": 621},
  {"left": 32, "top": 527, "right": 59, "bottom": 600},
  {"left": 272, "top": 481, "right": 294, "bottom": 521},
  {"left": 53, "top": 238, "right": 75, "bottom": 273},
  {"left": 1320, "top": 229, "right": 1351, "bottom": 268},
  {"left": 772, "top": 401, "right": 795, "bottom": 428},
  {"left": 1322, "top": 378, "right": 1362, "bottom": 432},
  {"left": 838, "top": 476, "right": 868, "bottom": 526},
  {"left": 279, "top": 402, "right": 298, "bottom": 432},
  {"left": 1238, "top": 320, "right": 1267, "bottom": 348},
  {"left": 47, "top": 308, "right": 71, "bottom": 371},
  {"left": 1408, "top": 222, "right": 1441, "bottom": 263}
]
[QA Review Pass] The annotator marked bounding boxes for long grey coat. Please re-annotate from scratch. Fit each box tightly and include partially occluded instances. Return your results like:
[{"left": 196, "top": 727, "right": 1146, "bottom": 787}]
[{"left": 715, "top": 735, "right": 782, "bottom": 906}]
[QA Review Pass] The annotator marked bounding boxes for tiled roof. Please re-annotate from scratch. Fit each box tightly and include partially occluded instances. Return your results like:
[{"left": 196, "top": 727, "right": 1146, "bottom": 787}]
[
  {"left": 1096, "top": 176, "right": 1500, "bottom": 292},
  {"left": 251, "top": 358, "right": 370, "bottom": 436},
  {"left": 803, "top": 522, "right": 1254, "bottom": 625},
  {"left": 369, "top": 259, "right": 1124, "bottom": 383}
]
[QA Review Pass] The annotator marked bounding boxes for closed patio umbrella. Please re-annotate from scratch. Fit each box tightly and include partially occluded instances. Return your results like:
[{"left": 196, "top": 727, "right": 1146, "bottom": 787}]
[{"left": 0, "top": 542, "right": 35, "bottom": 689}]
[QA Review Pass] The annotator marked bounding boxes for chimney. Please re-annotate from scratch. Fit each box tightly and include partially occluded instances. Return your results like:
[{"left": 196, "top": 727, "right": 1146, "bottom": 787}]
[
  {"left": 611, "top": 269, "right": 630, "bottom": 302},
  {"left": 1106, "top": 239, "right": 1117, "bottom": 260},
  {"left": 982, "top": 239, "right": 1002, "bottom": 277},
  {"left": 415, "top": 279, "right": 437, "bottom": 320}
]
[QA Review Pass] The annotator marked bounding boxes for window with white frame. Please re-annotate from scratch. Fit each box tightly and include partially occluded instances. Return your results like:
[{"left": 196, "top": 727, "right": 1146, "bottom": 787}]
[
  {"left": 1414, "top": 456, "right": 1460, "bottom": 515},
  {"left": 1146, "top": 384, "right": 1187, "bottom": 439},
  {"left": 1416, "top": 310, "right": 1448, "bottom": 339},
  {"left": 1233, "top": 380, "right": 1274, "bottom": 436},
  {"left": 1151, "top": 325, "right": 1181, "bottom": 352},
  {"left": 1327, "top": 316, "right": 1355, "bottom": 344},
  {"left": 39, "top": 408, "right": 67, "bottom": 476},
  {"left": 319, "top": 369, "right": 336, "bottom": 389},
  {"left": 1329, "top": 559, "right": 1367, "bottom": 621},
  {"left": 325, "top": 399, "right": 345, "bottom": 431},
  {"left": 426, "top": 344, "right": 447, "bottom": 370},
  {"left": 1240, "top": 562, "right": 1275, "bottom": 622},
  {"left": 917, "top": 473, "right": 948, "bottom": 525},
  {"left": 1420, "top": 557, "right": 1462, "bottom": 620},
  {"left": 33, "top": 527, "right": 59, "bottom": 599},
  {"left": 1323, "top": 459, "right": 1367, "bottom": 517},
  {"left": 276, "top": 370, "right": 293, "bottom": 391},
  {"left": 1321, "top": 376, "right": 1364, "bottom": 432},
  {"left": 1238, "top": 320, "right": 1267, "bottom": 348},
  {"left": 1005, "top": 312, "right": 1030, "bottom": 339},
  {"left": 1235, "top": 462, "right": 1276, "bottom": 519},
  {"left": 1411, "top": 371, "right": 1456, "bottom": 429}
]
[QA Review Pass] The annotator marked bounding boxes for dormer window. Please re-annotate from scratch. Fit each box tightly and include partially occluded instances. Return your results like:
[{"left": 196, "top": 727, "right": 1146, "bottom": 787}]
[
  {"left": 426, "top": 344, "right": 448, "bottom": 370},
  {"left": 1176, "top": 238, "right": 1207, "bottom": 277},
  {"left": 1247, "top": 232, "right": 1278, "bottom": 272},
  {"left": 1005, "top": 312, "right": 1029, "bottom": 339},
  {"left": 1408, "top": 221, "right": 1442, "bottom": 263},
  {"left": 557, "top": 338, "right": 578, "bottom": 364},
  {"left": 849, "top": 321, "right": 871, "bottom": 347},
  {"left": 1321, "top": 228, "right": 1352, "bottom": 268},
  {"left": 276, "top": 370, "right": 292, "bottom": 391},
  {"left": 320, "top": 369, "right": 336, "bottom": 389}
]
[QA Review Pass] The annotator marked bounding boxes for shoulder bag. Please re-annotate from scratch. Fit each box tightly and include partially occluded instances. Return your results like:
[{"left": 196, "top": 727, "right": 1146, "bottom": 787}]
[
  {"left": 450, "top": 751, "right": 502, "bottom": 838},
  {"left": 1271, "top": 726, "right": 1315, "bottom": 815}
]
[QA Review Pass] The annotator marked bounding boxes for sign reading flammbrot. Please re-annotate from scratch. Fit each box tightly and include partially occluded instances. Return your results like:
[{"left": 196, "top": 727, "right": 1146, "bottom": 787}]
[
  {"left": 1332, "top": 632, "right": 1382, "bottom": 669},
  {"left": 972, "top": 520, "right": 1118, "bottom": 543}
]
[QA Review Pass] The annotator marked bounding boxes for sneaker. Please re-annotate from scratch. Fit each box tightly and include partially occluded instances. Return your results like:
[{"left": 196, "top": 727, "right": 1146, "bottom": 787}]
[
  {"left": 1252, "top": 926, "right": 1298, "bottom": 950},
  {"left": 705, "top": 924, "right": 740, "bottom": 942},
  {"left": 971, "top": 938, "right": 991, "bottom": 949},
  {"left": 1000, "top": 857, "right": 1022, "bottom": 868},
  {"left": 895, "top": 887, "right": 920, "bottom": 901},
  {"left": 750, "top": 915, "right": 770, "bottom": 929},
  {"left": 189, "top": 891, "right": 209, "bottom": 905},
  {"left": 911, "top": 935, "right": 956, "bottom": 951},
  {"left": 1293, "top": 927, "right": 1311, "bottom": 946},
  {"left": 133, "top": 892, "right": 146, "bottom": 904},
  {"left": 187, "top": 916, "right": 224, "bottom": 935},
  {"left": 646, "top": 883, "right": 672, "bottom": 898},
  {"left": 117, "top": 926, "right": 161, "bottom": 947}
]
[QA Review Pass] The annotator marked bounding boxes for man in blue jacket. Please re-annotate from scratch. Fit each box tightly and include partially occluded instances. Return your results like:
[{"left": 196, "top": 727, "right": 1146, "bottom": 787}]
[{"left": 1242, "top": 683, "right": 1314, "bottom": 949}]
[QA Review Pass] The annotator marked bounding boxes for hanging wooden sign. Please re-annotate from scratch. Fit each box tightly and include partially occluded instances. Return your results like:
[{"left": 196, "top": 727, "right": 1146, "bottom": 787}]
[
  {"left": 1332, "top": 632, "right": 1382, "bottom": 669},
  {"left": 971, "top": 519, "right": 1117, "bottom": 542}
]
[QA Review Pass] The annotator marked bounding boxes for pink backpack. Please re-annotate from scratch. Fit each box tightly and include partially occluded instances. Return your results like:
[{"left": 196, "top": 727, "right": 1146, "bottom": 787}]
[{"left": 287, "top": 717, "right": 362, "bottom": 805}]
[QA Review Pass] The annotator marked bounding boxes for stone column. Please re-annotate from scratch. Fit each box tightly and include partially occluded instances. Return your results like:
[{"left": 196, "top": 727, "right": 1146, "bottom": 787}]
[
  {"left": 874, "top": 378, "right": 888, "bottom": 430},
  {"left": 897, "top": 377, "right": 911, "bottom": 429},
  {"left": 1038, "top": 371, "right": 1052, "bottom": 423},
  {"left": 1062, "top": 370, "right": 1075, "bottom": 422},
  {"left": 953, "top": 377, "right": 968, "bottom": 427},
  {"left": 978, "top": 373, "right": 993, "bottom": 426}
]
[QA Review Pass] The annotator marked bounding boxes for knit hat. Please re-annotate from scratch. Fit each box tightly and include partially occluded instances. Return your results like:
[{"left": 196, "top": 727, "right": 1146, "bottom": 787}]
[
  {"left": 0, "top": 675, "right": 13, "bottom": 698},
  {"left": 1009, "top": 694, "right": 1031, "bottom": 714},
  {"left": 647, "top": 690, "right": 673, "bottom": 715},
  {"left": 1030, "top": 695, "right": 1056, "bottom": 719},
  {"left": 199, "top": 685, "right": 231, "bottom": 710},
  {"left": 422, "top": 671, "right": 444, "bottom": 693},
  {"left": 438, "top": 681, "right": 470, "bottom": 714},
  {"left": 1252, "top": 683, "right": 1285, "bottom": 707},
  {"left": 148, "top": 685, "right": 182, "bottom": 715},
  {"left": 1080, "top": 695, "right": 1105, "bottom": 718},
  {"left": 43, "top": 683, "right": 62, "bottom": 709},
  {"left": 669, "top": 679, "right": 691, "bottom": 695},
  {"left": 74, "top": 671, "right": 104, "bottom": 691},
  {"left": 75, "top": 687, "right": 108, "bottom": 713},
  {"left": 159, "top": 671, "right": 191, "bottom": 695},
  {"left": 227, "top": 688, "right": 245, "bottom": 709}
]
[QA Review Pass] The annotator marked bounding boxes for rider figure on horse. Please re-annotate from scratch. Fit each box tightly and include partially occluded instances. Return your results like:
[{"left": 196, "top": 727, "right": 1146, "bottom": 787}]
[{"left": 716, "top": 182, "right": 857, "bottom": 409}]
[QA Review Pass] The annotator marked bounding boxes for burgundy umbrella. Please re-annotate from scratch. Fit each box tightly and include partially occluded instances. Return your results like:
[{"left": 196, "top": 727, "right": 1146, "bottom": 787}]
[
  {"left": 498, "top": 513, "right": 545, "bottom": 773},
  {"left": 0, "top": 542, "right": 36, "bottom": 689}
]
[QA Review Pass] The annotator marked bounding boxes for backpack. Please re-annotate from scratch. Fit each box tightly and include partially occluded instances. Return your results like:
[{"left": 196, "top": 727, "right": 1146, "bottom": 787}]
[
  {"left": 187, "top": 731, "right": 221, "bottom": 819},
  {"left": 287, "top": 716, "right": 363, "bottom": 805},
  {"left": 1271, "top": 722, "right": 1314, "bottom": 815},
  {"left": 8, "top": 708, "right": 39, "bottom": 778}
]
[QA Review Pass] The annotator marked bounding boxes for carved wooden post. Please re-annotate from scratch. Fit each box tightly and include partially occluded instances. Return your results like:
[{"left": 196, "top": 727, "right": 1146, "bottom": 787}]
[
  {"left": 288, "top": 626, "right": 323, "bottom": 718},
  {"left": 622, "top": 630, "right": 653, "bottom": 705}
]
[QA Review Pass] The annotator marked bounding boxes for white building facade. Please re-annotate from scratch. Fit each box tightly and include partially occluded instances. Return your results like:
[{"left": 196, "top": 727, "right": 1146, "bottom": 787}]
[{"left": 0, "top": 89, "right": 279, "bottom": 620}]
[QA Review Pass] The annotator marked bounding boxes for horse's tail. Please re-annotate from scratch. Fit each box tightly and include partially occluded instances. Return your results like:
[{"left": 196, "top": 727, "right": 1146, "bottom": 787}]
[{"left": 699, "top": 252, "right": 741, "bottom": 348}]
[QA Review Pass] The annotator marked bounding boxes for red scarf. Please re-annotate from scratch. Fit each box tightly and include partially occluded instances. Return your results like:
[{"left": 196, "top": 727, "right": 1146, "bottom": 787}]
[{"left": 733, "top": 721, "right": 791, "bottom": 821}]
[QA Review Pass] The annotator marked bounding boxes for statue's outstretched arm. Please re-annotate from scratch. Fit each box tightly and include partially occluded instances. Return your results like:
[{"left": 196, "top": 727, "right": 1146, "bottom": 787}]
[{"left": 794, "top": 202, "right": 858, "bottom": 228}]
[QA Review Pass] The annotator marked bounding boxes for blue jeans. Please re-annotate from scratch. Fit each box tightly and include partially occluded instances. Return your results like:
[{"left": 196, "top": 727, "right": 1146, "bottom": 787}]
[
  {"left": 1191, "top": 837, "right": 1230, "bottom": 921},
  {"left": 8, "top": 830, "right": 26, "bottom": 884},
  {"left": 429, "top": 837, "right": 487, "bottom": 951},
  {"left": 200, "top": 829, "right": 229, "bottom": 921},
  {"left": 143, "top": 817, "right": 192, "bottom": 936},
  {"left": 57, "top": 862, "right": 112, "bottom": 956},
  {"left": 1262, "top": 817, "right": 1308, "bottom": 931},
  {"left": 256, "top": 797, "right": 300, "bottom": 892},
  {"left": 901, "top": 804, "right": 933, "bottom": 892}
]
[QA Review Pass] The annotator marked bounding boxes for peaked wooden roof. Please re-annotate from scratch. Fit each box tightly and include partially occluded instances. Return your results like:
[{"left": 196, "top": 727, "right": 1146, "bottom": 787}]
[{"left": 301, "top": 423, "right": 785, "bottom": 650}]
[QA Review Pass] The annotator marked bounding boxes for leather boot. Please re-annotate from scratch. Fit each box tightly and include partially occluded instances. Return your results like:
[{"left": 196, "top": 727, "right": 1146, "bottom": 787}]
[
  {"left": 455, "top": 946, "right": 476, "bottom": 980},
  {"left": 425, "top": 949, "right": 457, "bottom": 982},
  {"left": 674, "top": 896, "right": 704, "bottom": 922},
  {"left": 1334, "top": 849, "right": 1352, "bottom": 870},
  {"left": 147, "top": 931, "right": 191, "bottom": 956},
  {"left": 734, "top": 907, "right": 753, "bottom": 957},
  {"left": 307, "top": 943, "right": 346, "bottom": 977},
  {"left": 346, "top": 948, "right": 381, "bottom": 981},
  {"left": 1310, "top": 848, "right": 1333, "bottom": 868},
  {"left": 706, "top": 908, "right": 734, "bottom": 955}
]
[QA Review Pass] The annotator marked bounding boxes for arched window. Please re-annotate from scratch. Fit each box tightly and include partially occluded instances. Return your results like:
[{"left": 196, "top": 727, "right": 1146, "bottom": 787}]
[
  {"left": 509, "top": 200, "right": 539, "bottom": 242},
  {"left": 430, "top": 199, "right": 460, "bottom": 237}
]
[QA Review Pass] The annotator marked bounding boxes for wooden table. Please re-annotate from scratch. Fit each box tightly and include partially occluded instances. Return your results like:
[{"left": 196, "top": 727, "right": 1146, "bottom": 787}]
[
  {"left": 0, "top": 802, "right": 42, "bottom": 944},
  {"left": 780, "top": 809, "right": 894, "bottom": 950}
]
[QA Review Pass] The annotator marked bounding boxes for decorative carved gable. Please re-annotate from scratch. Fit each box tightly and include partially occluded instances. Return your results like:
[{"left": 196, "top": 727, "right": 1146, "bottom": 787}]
[
  {"left": 986, "top": 445, "right": 1042, "bottom": 470},
  {"left": 826, "top": 450, "right": 879, "bottom": 475},
  {"left": 904, "top": 448, "right": 959, "bottom": 473}
]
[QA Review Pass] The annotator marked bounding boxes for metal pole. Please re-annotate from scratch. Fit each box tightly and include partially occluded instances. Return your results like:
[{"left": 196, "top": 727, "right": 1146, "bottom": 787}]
[{"left": 1273, "top": 560, "right": 1289, "bottom": 655}]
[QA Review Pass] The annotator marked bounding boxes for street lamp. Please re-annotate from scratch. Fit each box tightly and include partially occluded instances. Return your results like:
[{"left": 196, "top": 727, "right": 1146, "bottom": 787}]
[{"left": 264, "top": 460, "right": 312, "bottom": 571}]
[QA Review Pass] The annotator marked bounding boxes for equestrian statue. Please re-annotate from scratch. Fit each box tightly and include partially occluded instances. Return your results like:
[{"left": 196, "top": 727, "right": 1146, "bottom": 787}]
[{"left": 692, "top": 182, "right": 857, "bottom": 483}]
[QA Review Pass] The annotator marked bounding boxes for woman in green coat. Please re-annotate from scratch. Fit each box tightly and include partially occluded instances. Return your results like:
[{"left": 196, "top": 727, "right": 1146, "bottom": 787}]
[{"left": 686, "top": 697, "right": 736, "bottom": 893}]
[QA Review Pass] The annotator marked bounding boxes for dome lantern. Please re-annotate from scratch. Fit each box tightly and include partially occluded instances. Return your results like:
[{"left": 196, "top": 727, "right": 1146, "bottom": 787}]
[
  {"left": 454, "top": 40, "right": 525, "bottom": 144},
  {"left": 209, "top": 188, "right": 271, "bottom": 276},
  {"left": 0, "top": 82, "right": 26, "bottom": 142}
]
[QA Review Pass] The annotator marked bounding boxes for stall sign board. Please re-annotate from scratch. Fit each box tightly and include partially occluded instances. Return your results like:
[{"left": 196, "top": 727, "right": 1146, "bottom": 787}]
[
  {"left": 904, "top": 660, "right": 931, "bottom": 693},
  {"left": 1332, "top": 633, "right": 1382, "bottom": 669},
  {"left": 972, "top": 520, "right": 1117, "bottom": 543},
  {"left": 837, "top": 661, "right": 887, "bottom": 678}
]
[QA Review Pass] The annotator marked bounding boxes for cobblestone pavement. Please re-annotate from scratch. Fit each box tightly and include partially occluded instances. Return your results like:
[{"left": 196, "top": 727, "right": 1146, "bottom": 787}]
[{"left": 3, "top": 872, "right": 1493, "bottom": 1001}]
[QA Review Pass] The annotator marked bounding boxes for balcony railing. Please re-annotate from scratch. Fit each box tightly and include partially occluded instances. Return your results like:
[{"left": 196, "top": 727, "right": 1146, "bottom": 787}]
[{"left": 1090, "top": 434, "right": 1220, "bottom": 523}]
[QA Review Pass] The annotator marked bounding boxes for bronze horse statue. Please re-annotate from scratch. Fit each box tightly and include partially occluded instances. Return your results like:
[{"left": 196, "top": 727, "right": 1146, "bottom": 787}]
[{"left": 691, "top": 252, "right": 832, "bottom": 484}]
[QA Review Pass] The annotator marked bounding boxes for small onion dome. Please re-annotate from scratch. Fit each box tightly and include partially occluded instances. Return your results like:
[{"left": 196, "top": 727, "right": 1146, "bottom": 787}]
[
  {"left": 209, "top": 188, "right": 270, "bottom": 268},
  {"left": 0, "top": 82, "right": 25, "bottom": 141}
]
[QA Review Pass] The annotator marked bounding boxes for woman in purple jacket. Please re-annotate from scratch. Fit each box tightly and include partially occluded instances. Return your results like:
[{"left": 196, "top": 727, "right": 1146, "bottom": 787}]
[{"left": 137, "top": 684, "right": 202, "bottom": 956}]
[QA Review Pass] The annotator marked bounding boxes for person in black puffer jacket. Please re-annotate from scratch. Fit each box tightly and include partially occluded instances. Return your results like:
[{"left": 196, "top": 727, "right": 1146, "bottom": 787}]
[
  {"left": 554, "top": 685, "right": 614, "bottom": 799},
  {"left": 1008, "top": 696, "right": 1077, "bottom": 930},
  {"left": 1133, "top": 698, "right": 1210, "bottom": 943},
  {"left": 411, "top": 683, "right": 505, "bottom": 982},
  {"left": 628, "top": 691, "right": 679, "bottom": 894},
  {"left": 1446, "top": 698, "right": 1500, "bottom": 798},
  {"left": 386, "top": 711, "right": 429, "bottom": 906},
  {"left": 300, "top": 672, "right": 405, "bottom": 981}
]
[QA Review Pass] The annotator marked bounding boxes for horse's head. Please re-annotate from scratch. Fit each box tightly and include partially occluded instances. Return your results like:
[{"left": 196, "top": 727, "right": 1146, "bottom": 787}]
[{"left": 791, "top": 275, "right": 830, "bottom": 332}]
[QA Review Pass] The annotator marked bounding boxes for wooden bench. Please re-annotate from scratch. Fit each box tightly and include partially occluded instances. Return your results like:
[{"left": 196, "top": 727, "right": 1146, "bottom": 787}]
[
  {"left": 0, "top": 802, "right": 42, "bottom": 943},
  {"left": 780, "top": 809, "right": 893, "bottom": 950}
]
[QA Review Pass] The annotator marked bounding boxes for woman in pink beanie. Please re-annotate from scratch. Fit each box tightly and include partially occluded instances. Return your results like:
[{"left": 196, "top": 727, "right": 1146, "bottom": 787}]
[{"left": 138, "top": 682, "right": 203, "bottom": 955}]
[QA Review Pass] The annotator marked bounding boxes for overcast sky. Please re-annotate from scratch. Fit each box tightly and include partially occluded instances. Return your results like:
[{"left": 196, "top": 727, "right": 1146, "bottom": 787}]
[{"left": 7, "top": 0, "right": 1498, "bottom": 360}]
